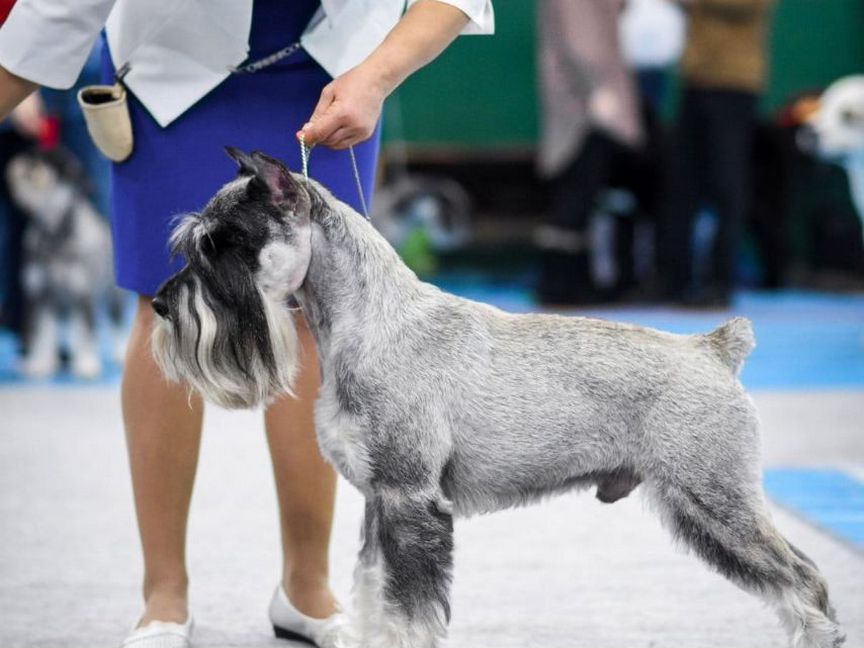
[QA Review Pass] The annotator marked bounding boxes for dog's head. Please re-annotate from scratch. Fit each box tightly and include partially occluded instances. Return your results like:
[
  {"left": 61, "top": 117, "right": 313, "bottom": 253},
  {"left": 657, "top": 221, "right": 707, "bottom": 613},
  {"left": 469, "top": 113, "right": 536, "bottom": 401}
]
[
  {"left": 6, "top": 147, "right": 91, "bottom": 229},
  {"left": 151, "top": 148, "right": 314, "bottom": 409},
  {"left": 808, "top": 75, "right": 864, "bottom": 158}
]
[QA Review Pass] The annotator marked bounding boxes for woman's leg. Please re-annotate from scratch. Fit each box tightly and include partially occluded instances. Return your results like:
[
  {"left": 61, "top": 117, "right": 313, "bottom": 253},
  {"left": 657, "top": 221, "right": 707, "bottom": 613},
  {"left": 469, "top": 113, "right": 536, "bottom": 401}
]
[
  {"left": 123, "top": 294, "right": 204, "bottom": 625},
  {"left": 265, "top": 313, "right": 340, "bottom": 619}
]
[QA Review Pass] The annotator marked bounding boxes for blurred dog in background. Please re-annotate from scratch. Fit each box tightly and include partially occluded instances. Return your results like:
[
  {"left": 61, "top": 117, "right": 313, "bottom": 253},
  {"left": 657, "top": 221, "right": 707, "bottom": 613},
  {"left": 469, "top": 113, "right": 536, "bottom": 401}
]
[
  {"left": 6, "top": 147, "right": 124, "bottom": 378},
  {"left": 808, "top": 75, "right": 864, "bottom": 231}
]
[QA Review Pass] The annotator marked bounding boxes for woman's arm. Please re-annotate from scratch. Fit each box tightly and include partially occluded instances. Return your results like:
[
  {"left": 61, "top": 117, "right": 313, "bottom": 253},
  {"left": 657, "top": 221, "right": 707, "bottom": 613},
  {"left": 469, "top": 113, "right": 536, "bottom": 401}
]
[
  {"left": 298, "top": 0, "right": 471, "bottom": 150},
  {"left": 0, "top": 0, "right": 119, "bottom": 122},
  {"left": 0, "top": 65, "right": 38, "bottom": 123}
]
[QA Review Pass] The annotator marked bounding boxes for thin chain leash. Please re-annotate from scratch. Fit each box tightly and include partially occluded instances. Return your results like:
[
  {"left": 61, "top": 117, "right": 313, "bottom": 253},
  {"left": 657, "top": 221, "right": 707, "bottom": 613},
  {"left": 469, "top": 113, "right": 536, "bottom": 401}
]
[
  {"left": 300, "top": 134, "right": 369, "bottom": 221},
  {"left": 348, "top": 145, "right": 369, "bottom": 219},
  {"left": 230, "top": 41, "right": 369, "bottom": 220},
  {"left": 300, "top": 133, "right": 311, "bottom": 180}
]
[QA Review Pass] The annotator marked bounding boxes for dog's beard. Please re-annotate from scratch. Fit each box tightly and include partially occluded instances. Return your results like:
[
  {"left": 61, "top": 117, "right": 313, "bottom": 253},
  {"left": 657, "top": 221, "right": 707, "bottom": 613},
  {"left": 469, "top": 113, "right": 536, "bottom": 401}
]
[{"left": 151, "top": 277, "right": 300, "bottom": 409}]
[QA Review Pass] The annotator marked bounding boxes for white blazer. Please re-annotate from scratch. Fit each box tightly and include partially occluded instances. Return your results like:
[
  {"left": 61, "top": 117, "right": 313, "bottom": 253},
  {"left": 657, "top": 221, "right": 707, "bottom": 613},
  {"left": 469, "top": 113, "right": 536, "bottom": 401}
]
[{"left": 0, "top": 0, "right": 493, "bottom": 127}]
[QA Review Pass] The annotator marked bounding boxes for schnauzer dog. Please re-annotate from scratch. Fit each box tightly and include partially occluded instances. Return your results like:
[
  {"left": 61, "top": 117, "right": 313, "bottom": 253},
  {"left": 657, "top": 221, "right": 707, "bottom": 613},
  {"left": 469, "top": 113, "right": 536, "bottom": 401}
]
[
  {"left": 151, "top": 149, "right": 844, "bottom": 648},
  {"left": 6, "top": 147, "right": 125, "bottom": 378}
]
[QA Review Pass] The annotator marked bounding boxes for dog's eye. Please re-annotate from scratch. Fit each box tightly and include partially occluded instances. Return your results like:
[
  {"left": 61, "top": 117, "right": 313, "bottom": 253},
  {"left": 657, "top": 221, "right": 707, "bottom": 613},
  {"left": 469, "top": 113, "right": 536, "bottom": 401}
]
[{"left": 842, "top": 109, "right": 864, "bottom": 125}]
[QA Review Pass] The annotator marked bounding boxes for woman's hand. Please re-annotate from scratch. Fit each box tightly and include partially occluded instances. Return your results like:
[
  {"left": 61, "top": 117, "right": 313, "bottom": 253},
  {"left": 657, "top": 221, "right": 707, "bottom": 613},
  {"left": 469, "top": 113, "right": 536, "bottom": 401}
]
[
  {"left": 297, "top": 62, "right": 391, "bottom": 150},
  {"left": 297, "top": 0, "right": 472, "bottom": 150}
]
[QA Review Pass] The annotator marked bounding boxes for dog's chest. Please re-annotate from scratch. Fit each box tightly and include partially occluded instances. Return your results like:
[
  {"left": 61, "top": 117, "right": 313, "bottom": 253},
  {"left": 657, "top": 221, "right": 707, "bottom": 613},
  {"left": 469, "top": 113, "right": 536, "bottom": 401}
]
[{"left": 314, "top": 386, "right": 373, "bottom": 491}]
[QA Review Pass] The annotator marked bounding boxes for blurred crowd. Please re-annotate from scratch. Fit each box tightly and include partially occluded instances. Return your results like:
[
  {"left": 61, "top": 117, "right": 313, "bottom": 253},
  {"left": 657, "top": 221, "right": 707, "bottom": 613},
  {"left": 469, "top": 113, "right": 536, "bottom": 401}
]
[
  {"left": 1, "top": 0, "right": 863, "bottom": 379},
  {"left": 534, "top": 0, "right": 864, "bottom": 307}
]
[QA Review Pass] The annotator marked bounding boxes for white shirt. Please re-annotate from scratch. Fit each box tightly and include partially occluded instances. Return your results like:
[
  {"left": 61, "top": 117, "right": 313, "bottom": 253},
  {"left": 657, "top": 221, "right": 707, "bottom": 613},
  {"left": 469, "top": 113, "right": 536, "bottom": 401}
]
[{"left": 0, "top": 0, "right": 494, "bottom": 126}]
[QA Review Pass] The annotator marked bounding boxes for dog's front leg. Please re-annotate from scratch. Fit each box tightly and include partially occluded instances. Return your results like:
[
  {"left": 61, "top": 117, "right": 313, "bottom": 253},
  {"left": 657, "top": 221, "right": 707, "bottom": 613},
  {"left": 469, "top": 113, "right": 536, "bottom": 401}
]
[
  {"left": 352, "top": 488, "right": 454, "bottom": 648},
  {"left": 21, "top": 298, "right": 59, "bottom": 378}
]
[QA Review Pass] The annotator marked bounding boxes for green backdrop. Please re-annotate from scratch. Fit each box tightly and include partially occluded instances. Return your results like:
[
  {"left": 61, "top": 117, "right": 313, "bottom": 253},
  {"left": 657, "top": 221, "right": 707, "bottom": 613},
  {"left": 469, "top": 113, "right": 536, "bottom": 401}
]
[{"left": 383, "top": 0, "right": 864, "bottom": 151}]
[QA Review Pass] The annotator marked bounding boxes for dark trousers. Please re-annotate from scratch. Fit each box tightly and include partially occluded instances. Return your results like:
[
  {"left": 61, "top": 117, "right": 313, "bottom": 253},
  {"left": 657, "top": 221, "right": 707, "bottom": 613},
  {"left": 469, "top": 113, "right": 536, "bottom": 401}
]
[
  {"left": 541, "top": 125, "right": 664, "bottom": 301},
  {"left": 550, "top": 131, "right": 622, "bottom": 232},
  {"left": 661, "top": 87, "right": 758, "bottom": 296}
]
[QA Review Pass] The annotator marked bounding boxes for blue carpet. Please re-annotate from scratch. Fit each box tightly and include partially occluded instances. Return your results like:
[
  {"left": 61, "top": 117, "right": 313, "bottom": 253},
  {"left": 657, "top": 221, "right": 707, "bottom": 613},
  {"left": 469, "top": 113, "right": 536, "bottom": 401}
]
[
  {"left": 1, "top": 285, "right": 863, "bottom": 390},
  {"left": 764, "top": 468, "right": 864, "bottom": 551},
  {"left": 431, "top": 278, "right": 864, "bottom": 391}
]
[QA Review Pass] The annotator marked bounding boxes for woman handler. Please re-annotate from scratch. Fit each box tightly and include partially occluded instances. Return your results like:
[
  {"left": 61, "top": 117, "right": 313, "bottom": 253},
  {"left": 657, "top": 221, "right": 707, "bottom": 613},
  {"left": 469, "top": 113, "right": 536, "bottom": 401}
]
[{"left": 0, "top": 1, "right": 493, "bottom": 646}]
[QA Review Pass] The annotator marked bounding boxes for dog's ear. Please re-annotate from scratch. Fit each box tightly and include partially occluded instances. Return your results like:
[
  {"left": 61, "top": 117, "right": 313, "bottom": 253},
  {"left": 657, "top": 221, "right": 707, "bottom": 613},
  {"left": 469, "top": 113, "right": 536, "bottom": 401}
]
[
  {"left": 246, "top": 151, "right": 303, "bottom": 209},
  {"left": 224, "top": 146, "right": 257, "bottom": 176}
]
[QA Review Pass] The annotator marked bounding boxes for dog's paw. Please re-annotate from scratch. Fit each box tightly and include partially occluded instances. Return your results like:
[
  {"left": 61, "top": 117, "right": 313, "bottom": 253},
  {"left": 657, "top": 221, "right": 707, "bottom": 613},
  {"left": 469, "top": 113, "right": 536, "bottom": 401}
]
[
  {"left": 321, "top": 617, "right": 359, "bottom": 648},
  {"left": 72, "top": 352, "right": 102, "bottom": 379},
  {"left": 20, "top": 353, "right": 59, "bottom": 379},
  {"left": 112, "top": 336, "right": 127, "bottom": 367}
]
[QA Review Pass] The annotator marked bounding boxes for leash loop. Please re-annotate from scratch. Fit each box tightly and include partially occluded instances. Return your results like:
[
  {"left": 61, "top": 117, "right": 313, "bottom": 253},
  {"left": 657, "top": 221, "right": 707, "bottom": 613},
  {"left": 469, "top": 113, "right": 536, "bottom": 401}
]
[
  {"left": 299, "top": 133, "right": 311, "bottom": 181},
  {"left": 298, "top": 134, "right": 369, "bottom": 220}
]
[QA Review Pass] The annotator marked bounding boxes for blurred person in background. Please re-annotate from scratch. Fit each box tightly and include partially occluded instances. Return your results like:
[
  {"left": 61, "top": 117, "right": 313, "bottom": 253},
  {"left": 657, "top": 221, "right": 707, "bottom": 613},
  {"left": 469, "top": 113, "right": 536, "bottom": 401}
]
[
  {"left": 0, "top": 1, "right": 492, "bottom": 647},
  {"left": 619, "top": 0, "right": 685, "bottom": 113},
  {"left": 661, "top": 0, "right": 775, "bottom": 308},
  {"left": 616, "top": 0, "right": 685, "bottom": 298},
  {"left": 0, "top": 0, "right": 34, "bottom": 336},
  {"left": 0, "top": 92, "right": 42, "bottom": 338},
  {"left": 534, "top": 0, "right": 643, "bottom": 305}
]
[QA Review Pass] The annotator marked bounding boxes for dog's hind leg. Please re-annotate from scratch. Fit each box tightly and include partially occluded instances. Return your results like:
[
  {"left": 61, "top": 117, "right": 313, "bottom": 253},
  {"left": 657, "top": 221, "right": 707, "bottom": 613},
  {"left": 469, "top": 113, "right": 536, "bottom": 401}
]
[
  {"left": 649, "top": 473, "right": 844, "bottom": 648},
  {"left": 352, "top": 488, "right": 454, "bottom": 648}
]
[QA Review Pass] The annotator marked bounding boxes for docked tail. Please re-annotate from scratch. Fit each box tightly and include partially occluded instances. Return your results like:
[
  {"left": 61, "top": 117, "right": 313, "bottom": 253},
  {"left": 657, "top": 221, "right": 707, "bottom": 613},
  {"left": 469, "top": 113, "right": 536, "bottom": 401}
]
[{"left": 701, "top": 317, "right": 755, "bottom": 376}]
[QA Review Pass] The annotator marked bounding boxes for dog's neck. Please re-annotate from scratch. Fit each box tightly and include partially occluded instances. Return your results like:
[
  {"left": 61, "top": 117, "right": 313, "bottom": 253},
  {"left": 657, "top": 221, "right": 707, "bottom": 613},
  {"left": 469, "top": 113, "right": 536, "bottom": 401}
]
[
  {"left": 843, "top": 152, "right": 864, "bottom": 223},
  {"left": 294, "top": 182, "right": 425, "bottom": 356}
]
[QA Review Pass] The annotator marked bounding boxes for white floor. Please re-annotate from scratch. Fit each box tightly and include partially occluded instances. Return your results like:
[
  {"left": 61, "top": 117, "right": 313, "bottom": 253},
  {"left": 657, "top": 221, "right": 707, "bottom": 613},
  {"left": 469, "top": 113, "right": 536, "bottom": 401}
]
[{"left": 0, "top": 388, "right": 862, "bottom": 648}]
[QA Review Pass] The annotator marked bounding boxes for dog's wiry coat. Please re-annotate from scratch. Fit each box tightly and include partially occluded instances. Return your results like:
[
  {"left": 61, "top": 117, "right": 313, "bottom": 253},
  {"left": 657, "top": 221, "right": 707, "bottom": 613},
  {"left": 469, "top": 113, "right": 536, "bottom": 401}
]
[{"left": 152, "top": 150, "right": 844, "bottom": 648}]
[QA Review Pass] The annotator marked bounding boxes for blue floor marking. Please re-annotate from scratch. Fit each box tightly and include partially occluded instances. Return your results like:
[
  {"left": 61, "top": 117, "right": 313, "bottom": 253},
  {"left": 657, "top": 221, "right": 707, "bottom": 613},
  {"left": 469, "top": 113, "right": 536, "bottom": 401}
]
[
  {"left": 764, "top": 468, "right": 864, "bottom": 550},
  {"left": 430, "top": 280, "right": 864, "bottom": 391},
  {"left": 1, "top": 285, "right": 863, "bottom": 390}
]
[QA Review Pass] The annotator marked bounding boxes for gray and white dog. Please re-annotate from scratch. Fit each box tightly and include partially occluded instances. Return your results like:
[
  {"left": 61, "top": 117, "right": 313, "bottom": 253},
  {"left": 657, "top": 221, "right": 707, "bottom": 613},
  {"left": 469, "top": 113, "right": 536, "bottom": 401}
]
[
  {"left": 151, "top": 149, "right": 844, "bottom": 648},
  {"left": 6, "top": 148, "right": 124, "bottom": 378}
]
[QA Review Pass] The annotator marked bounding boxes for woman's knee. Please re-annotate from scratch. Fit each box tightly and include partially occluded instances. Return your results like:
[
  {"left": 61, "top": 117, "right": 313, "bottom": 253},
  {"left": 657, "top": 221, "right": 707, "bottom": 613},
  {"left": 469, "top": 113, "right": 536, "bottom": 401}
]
[{"left": 133, "top": 294, "right": 156, "bottom": 327}]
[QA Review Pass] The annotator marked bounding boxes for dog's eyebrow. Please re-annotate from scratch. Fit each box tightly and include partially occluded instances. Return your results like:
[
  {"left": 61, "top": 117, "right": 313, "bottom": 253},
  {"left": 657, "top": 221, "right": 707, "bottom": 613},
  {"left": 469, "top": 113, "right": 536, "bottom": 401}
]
[{"left": 167, "top": 211, "right": 203, "bottom": 258}]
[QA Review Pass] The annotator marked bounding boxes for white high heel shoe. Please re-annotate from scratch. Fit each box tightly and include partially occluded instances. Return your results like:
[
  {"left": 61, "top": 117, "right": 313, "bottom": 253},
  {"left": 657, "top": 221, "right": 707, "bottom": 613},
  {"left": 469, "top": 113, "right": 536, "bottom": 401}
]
[
  {"left": 120, "top": 617, "right": 194, "bottom": 648},
  {"left": 269, "top": 586, "right": 346, "bottom": 648}
]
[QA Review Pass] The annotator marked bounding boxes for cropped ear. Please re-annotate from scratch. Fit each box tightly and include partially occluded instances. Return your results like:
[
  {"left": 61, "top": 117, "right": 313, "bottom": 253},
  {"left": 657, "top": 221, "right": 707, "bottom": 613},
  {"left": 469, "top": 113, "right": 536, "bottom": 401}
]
[
  {"left": 246, "top": 151, "right": 304, "bottom": 209},
  {"left": 224, "top": 146, "right": 257, "bottom": 176}
]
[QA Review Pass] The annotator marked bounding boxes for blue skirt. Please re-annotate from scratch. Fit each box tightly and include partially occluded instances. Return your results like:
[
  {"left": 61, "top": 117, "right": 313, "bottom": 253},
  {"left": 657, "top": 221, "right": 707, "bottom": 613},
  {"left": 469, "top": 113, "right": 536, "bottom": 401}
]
[{"left": 104, "top": 0, "right": 381, "bottom": 296}]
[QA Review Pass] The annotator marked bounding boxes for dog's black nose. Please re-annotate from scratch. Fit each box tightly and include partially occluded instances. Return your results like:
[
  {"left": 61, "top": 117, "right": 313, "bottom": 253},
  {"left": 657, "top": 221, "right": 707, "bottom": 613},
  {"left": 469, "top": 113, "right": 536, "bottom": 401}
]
[{"left": 152, "top": 297, "right": 170, "bottom": 318}]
